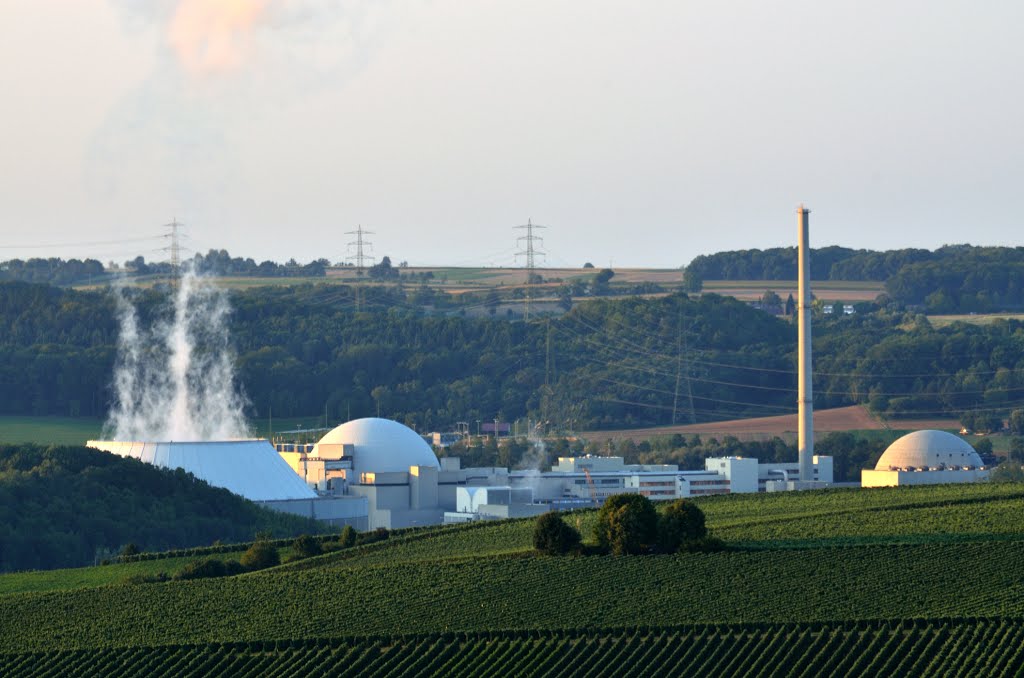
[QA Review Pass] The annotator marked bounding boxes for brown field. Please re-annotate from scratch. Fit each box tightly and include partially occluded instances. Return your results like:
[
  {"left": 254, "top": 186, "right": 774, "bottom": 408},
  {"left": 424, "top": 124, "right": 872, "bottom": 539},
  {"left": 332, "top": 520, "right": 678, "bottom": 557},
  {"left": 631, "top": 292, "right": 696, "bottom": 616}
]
[{"left": 580, "top": 405, "right": 960, "bottom": 442}]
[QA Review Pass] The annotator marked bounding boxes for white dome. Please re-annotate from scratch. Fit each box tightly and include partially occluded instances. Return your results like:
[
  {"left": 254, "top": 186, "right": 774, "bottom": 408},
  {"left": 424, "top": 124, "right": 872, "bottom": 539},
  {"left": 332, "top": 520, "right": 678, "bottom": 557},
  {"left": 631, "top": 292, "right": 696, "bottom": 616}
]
[
  {"left": 875, "top": 430, "right": 983, "bottom": 471},
  {"left": 316, "top": 418, "right": 439, "bottom": 475}
]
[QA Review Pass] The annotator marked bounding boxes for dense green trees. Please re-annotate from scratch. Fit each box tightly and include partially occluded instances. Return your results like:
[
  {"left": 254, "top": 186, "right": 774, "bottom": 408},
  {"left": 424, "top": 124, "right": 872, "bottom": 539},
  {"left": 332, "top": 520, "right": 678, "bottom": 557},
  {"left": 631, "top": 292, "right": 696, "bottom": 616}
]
[
  {"left": 0, "top": 444, "right": 321, "bottom": 573},
  {"left": 533, "top": 512, "right": 582, "bottom": 555},
  {"left": 658, "top": 499, "right": 707, "bottom": 552},
  {"left": 594, "top": 494, "right": 659, "bottom": 555}
]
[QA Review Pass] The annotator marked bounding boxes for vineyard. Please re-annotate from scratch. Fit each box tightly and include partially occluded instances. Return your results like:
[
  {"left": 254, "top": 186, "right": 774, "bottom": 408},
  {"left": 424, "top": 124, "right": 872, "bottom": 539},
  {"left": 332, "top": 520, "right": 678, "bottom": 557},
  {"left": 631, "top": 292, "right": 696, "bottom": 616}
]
[
  {"left": 3, "top": 540, "right": 1024, "bottom": 653},
  {"left": 2, "top": 483, "right": 1024, "bottom": 674},
  {"left": 2, "top": 618, "right": 1024, "bottom": 677}
]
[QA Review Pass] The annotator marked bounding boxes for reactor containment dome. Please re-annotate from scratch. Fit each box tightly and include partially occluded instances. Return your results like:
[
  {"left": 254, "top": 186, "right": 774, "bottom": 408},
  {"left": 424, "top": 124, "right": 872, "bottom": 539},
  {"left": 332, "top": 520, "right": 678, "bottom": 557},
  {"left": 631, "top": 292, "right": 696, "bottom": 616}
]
[
  {"left": 87, "top": 439, "right": 318, "bottom": 502},
  {"left": 874, "top": 430, "right": 984, "bottom": 471},
  {"left": 314, "top": 418, "right": 440, "bottom": 475}
]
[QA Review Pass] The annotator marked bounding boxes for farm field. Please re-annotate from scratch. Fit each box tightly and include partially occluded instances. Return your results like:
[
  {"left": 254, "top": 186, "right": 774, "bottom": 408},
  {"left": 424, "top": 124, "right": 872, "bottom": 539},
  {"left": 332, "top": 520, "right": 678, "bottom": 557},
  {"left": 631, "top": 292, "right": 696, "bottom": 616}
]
[
  {"left": 3, "top": 483, "right": 1024, "bottom": 661},
  {"left": 580, "top": 404, "right": 960, "bottom": 442},
  {"left": 928, "top": 313, "right": 1024, "bottom": 328},
  {"left": 0, "top": 416, "right": 103, "bottom": 446},
  {"left": 2, "top": 618, "right": 1021, "bottom": 678}
]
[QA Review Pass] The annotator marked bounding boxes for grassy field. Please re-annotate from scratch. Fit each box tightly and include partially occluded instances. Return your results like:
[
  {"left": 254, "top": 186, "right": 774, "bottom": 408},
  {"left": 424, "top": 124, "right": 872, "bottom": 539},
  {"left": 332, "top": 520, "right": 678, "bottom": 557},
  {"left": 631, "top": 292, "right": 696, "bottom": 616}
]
[
  {"left": 928, "top": 313, "right": 1024, "bottom": 328},
  {"left": 0, "top": 416, "right": 103, "bottom": 446}
]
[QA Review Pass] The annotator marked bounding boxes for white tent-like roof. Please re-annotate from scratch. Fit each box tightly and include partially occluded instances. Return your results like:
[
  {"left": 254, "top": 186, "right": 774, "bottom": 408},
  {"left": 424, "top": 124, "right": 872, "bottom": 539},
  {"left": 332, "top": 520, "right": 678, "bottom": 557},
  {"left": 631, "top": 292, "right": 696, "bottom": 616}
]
[{"left": 87, "top": 440, "right": 317, "bottom": 502}]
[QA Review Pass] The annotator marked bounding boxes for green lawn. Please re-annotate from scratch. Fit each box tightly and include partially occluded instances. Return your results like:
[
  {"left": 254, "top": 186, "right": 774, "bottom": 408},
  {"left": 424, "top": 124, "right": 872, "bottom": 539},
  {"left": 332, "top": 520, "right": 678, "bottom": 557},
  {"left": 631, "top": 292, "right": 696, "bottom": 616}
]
[{"left": 0, "top": 416, "right": 103, "bottom": 446}]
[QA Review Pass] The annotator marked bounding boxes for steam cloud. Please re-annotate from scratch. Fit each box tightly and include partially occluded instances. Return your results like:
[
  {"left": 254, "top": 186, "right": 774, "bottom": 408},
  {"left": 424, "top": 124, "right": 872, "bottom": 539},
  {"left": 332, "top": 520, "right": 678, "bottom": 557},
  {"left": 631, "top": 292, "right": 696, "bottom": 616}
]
[
  {"left": 104, "top": 269, "right": 250, "bottom": 441},
  {"left": 168, "top": 0, "right": 270, "bottom": 75}
]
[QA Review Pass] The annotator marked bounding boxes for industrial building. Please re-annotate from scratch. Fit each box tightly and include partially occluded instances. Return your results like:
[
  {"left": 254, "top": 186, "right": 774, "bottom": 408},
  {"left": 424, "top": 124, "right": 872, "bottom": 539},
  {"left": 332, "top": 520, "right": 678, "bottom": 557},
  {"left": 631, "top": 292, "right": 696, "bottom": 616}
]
[
  {"left": 276, "top": 418, "right": 833, "bottom": 528},
  {"left": 861, "top": 430, "right": 989, "bottom": 488},
  {"left": 86, "top": 439, "right": 368, "bottom": 527}
]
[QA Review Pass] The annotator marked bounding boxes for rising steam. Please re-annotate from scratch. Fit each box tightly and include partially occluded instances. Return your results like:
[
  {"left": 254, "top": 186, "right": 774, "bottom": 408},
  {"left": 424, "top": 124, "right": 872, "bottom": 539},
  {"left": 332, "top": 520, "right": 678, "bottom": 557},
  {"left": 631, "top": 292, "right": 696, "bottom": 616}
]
[
  {"left": 168, "top": 0, "right": 270, "bottom": 75},
  {"left": 104, "top": 269, "right": 250, "bottom": 441}
]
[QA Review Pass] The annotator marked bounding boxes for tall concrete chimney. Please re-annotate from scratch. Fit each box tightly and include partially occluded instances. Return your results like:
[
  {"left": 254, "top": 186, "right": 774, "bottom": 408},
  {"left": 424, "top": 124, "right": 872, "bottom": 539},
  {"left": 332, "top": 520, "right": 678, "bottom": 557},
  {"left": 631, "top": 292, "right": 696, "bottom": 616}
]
[{"left": 797, "top": 205, "right": 813, "bottom": 483}]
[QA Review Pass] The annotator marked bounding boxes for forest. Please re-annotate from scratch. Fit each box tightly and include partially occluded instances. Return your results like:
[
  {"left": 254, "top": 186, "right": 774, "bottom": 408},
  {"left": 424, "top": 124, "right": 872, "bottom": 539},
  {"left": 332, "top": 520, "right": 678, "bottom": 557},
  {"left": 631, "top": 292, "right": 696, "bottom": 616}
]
[
  {"left": 686, "top": 244, "right": 1024, "bottom": 312},
  {"left": 0, "top": 444, "right": 320, "bottom": 572},
  {"left": 4, "top": 280, "right": 1024, "bottom": 433}
]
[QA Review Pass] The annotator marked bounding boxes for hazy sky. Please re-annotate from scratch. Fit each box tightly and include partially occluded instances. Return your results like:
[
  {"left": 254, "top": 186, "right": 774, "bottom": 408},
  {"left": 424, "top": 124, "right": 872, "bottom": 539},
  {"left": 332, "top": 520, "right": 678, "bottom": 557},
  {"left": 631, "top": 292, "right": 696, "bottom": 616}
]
[{"left": 1, "top": 0, "right": 1022, "bottom": 268}]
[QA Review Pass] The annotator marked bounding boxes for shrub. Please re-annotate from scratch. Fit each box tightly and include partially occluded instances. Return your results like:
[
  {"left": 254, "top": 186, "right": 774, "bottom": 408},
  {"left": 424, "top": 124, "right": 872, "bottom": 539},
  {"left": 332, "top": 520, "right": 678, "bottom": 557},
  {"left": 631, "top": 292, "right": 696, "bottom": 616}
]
[
  {"left": 174, "top": 558, "right": 227, "bottom": 581},
  {"left": 533, "top": 512, "right": 581, "bottom": 555},
  {"left": 658, "top": 499, "right": 708, "bottom": 553},
  {"left": 292, "top": 534, "right": 322, "bottom": 559},
  {"left": 594, "top": 494, "right": 658, "bottom": 555},
  {"left": 240, "top": 541, "right": 280, "bottom": 571},
  {"left": 340, "top": 525, "right": 357, "bottom": 548}
]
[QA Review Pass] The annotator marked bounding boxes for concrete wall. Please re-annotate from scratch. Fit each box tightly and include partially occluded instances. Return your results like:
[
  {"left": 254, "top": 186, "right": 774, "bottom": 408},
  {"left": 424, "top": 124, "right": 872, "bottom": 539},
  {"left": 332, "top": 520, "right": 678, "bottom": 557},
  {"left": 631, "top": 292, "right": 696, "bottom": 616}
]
[{"left": 861, "top": 468, "right": 990, "bottom": 488}]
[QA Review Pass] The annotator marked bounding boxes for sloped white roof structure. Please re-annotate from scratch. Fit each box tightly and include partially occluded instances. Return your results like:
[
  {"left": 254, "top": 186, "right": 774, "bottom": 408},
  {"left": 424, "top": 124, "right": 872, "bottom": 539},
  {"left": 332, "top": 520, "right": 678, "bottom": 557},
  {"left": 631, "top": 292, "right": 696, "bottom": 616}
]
[
  {"left": 874, "top": 430, "right": 983, "bottom": 470},
  {"left": 315, "top": 418, "right": 439, "bottom": 475},
  {"left": 87, "top": 440, "right": 318, "bottom": 502}
]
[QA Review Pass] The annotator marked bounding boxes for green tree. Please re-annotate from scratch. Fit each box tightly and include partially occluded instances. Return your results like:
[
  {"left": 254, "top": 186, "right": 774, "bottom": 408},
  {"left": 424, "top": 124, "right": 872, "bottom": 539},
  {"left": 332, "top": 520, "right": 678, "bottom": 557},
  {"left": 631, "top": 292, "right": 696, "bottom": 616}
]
[
  {"left": 682, "top": 267, "right": 703, "bottom": 293},
  {"left": 657, "top": 499, "right": 707, "bottom": 553},
  {"left": 1009, "top": 409, "right": 1024, "bottom": 435},
  {"left": 339, "top": 525, "right": 357, "bottom": 548},
  {"left": 240, "top": 540, "right": 280, "bottom": 571},
  {"left": 533, "top": 512, "right": 581, "bottom": 555},
  {"left": 291, "top": 534, "right": 322, "bottom": 559},
  {"left": 594, "top": 494, "right": 658, "bottom": 555}
]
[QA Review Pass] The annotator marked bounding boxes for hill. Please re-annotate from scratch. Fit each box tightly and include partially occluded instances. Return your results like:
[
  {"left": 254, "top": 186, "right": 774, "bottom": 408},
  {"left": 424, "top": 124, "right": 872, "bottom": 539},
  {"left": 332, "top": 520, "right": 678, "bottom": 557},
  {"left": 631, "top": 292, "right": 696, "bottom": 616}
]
[
  {"left": 0, "top": 444, "right": 324, "bottom": 572},
  {"left": 1, "top": 483, "right": 1023, "bottom": 675}
]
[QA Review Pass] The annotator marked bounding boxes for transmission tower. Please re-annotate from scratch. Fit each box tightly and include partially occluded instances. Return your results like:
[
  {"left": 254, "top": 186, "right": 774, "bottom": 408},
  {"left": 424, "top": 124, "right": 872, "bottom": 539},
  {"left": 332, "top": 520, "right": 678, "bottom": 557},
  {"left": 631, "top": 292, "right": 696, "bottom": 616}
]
[
  {"left": 162, "top": 219, "right": 185, "bottom": 286},
  {"left": 345, "top": 225, "right": 375, "bottom": 273},
  {"left": 514, "top": 218, "right": 546, "bottom": 321}
]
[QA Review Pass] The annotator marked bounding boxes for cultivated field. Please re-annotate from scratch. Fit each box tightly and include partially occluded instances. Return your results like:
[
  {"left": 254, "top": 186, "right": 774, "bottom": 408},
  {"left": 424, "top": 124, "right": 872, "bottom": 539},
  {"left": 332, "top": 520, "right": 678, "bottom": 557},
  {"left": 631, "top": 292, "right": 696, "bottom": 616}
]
[
  {"left": 580, "top": 405, "right": 960, "bottom": 442},
  {"left": 2, "top": 483, "right": 1024, "bottom": 677}
]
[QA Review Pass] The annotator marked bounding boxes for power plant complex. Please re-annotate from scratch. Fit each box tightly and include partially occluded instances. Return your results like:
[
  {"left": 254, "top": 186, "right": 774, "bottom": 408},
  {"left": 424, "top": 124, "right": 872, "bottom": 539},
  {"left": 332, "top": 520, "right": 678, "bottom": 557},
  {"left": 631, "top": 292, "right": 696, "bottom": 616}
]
[{"left": 85, "top": 206, "right": 990, "bottom": 530}]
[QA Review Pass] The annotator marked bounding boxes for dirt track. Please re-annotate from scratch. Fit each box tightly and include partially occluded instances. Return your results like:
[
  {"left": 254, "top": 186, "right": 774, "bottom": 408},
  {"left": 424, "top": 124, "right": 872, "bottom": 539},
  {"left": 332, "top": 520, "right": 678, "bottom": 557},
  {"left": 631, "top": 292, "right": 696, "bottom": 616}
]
[{"left": 580, "top": 405, "right": 959, "bottom": 442}]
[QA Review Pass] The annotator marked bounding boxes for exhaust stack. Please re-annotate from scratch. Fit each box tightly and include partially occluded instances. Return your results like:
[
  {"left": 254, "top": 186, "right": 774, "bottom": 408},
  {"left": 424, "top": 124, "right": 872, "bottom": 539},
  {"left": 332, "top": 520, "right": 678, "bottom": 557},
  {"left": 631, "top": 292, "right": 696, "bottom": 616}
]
[{"left": 797, "top": 205, "right": 813, "bottom": 483}]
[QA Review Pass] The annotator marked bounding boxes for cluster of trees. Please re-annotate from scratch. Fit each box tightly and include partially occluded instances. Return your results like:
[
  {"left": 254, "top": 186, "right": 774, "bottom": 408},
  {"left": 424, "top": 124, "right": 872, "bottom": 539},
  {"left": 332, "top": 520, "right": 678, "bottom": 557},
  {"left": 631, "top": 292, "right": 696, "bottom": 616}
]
[
  {"left": 686, "top": 244, "right": 1024, "bottom": 313},
  {"left": 0, "top": 258, "right": 106, "bottom": 286},
  {"left": 190, "top": 250, "right": 329, "bottom": 278},
  {"left": 7, "top": 277, "right": 1024, "bottom": 432},
  {"left": 534, "top": 495, "right": 719, "bottom": 556},
  {"left": 0, "top": 444, "right": 322, "bottom": 572}
]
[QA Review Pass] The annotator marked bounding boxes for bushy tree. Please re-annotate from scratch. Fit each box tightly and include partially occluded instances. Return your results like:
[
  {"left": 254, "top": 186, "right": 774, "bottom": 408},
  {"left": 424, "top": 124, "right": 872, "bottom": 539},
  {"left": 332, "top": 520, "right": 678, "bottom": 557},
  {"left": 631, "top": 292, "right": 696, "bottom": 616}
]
[
  {"left": 1009, "top": 409, "right": 1024, "bottom": 435},
  {"left": 657, "top": 500, "right": 707, "bottom": 553},
  {"left": 292, "top": 534, "right": 322, "bottom": 559},
  {"left": 533, "top": 511, "right": 581, "bottom": 555},
  {"left": 240, "top": 540, "right": 280, "bottom": 571},
  {"left": 339, "top": 525, "right": 357, "bottom": 548},
  {"left": 594, "top": 494, "right": 658, "bottom": 555}
]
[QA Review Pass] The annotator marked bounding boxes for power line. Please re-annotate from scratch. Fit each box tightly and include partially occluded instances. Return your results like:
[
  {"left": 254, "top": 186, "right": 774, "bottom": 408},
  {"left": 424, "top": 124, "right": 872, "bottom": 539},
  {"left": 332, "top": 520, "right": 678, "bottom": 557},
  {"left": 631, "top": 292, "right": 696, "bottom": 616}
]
[
  {"left": 345, "top": 226, "right": 375, "bottom": 273},
  {"left": 514, "top": 218, "right": 546, "bottom": 321}
]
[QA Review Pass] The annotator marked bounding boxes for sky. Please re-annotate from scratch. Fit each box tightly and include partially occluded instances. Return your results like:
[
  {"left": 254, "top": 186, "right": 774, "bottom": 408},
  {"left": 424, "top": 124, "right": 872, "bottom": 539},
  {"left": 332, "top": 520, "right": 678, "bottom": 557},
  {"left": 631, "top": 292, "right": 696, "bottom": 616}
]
[{"left": 1, "top": 0, "right": 1022, "bottom": 268}]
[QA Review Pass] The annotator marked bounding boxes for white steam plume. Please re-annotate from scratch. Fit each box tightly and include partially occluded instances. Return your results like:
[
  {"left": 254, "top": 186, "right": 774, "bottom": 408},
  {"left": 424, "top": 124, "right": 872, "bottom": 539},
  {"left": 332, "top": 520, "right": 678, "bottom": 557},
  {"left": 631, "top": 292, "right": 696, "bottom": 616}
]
[{"left": 104, "top": 269, "right": 250, "bottom": 441}]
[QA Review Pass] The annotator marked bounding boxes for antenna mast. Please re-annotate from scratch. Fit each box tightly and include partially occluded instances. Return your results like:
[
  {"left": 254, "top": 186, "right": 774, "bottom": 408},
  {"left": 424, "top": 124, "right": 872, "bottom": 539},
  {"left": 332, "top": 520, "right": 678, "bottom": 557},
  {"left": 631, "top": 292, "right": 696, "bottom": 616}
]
[{"left": 514, "top": 218, "right": 547, "bottom": 321}]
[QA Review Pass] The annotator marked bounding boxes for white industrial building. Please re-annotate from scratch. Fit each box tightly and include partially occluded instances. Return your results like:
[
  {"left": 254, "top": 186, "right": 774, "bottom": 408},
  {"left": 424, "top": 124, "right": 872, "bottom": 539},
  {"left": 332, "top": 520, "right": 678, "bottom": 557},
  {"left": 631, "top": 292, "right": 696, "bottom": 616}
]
[
  {"left": 89, "top": 418, "right": 834, "bottom": 532},
  {"left": 276, "top": 418, "right": 834, "bottom": 529},
  {"left": 86, "top": 439, "right": 368, "bottom": 527},
  {"left": 861, "top": 430, "right": 989, "bottom": 488}
]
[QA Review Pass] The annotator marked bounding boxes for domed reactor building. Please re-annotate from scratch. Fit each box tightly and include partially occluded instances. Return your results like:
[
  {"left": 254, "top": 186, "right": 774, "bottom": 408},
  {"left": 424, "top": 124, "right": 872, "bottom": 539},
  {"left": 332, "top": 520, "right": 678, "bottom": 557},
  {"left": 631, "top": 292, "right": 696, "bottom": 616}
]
[{"left": 861, "top": 430, "right": 990, "bottom": 488}]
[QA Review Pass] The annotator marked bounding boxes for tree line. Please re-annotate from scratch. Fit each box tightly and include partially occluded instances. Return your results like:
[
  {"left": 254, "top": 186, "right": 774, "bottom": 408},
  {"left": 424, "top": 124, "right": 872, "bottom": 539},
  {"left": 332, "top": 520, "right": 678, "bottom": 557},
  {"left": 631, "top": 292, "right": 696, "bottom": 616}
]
[
  {"left": 0, "top": 444, "right": 321, "bottom": 572},
  {"left": 5, "top": 280, "right": 1024, "bottom": 431}
]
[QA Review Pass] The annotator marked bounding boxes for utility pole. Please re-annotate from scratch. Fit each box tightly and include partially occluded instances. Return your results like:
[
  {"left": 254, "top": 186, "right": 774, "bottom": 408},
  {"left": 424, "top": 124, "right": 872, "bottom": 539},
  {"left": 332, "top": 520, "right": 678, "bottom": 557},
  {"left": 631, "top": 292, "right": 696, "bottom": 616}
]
[
  {"left": 345, "top": 225, "right": 375, "bottom": 273},
  {"left": 163, "top": 219, "right": 184, "bottom": 287},
  {"left": 346, "top": 225, "right": 374, "bottom": 313},
  {"left": 671, "top": 303, "right": 697, "bottom": 425},
  {"left": 514, "top": 218, "right": 546, "bottom": 321}
]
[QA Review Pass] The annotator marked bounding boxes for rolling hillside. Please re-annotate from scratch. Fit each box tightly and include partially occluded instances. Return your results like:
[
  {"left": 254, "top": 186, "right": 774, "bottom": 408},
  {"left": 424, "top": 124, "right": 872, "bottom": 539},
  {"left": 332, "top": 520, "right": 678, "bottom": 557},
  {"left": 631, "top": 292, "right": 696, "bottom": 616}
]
[{"left": 1, "top": 483, "right": 1023, "bottom": 675}]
